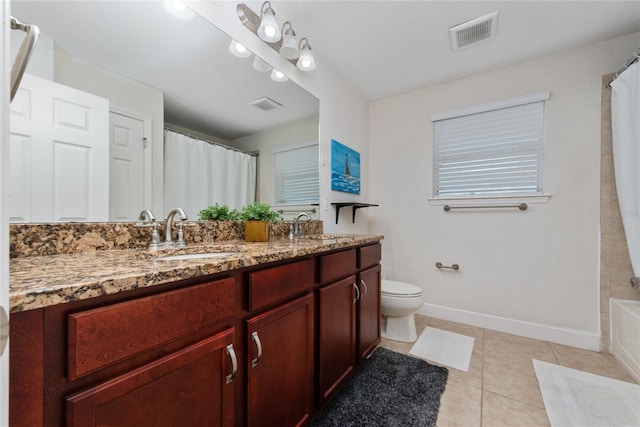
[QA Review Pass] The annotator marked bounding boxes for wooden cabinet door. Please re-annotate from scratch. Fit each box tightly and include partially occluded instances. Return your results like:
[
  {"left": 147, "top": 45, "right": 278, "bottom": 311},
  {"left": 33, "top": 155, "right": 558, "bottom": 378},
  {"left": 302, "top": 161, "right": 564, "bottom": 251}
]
[
  {"left": 358, "top": 264, "right": 381, "bottom": 362},
  {"left": 246, "top": 293, "right": 314, "bottom": 427},
  {"left": 66, "top": 328, "right": 236, "bottom": 427},
  {"left": 317, "top": 274, "right": 357, "bottom": 406}
]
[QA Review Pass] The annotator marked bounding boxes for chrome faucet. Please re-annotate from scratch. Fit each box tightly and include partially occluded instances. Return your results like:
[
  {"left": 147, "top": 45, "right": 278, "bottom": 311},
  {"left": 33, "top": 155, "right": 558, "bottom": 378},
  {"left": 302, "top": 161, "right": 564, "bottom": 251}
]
[
  {"left": 293, "top": 212, "right": 311, "bottom": 237},
  {"left": 138, "top": 209, "right": 160, "bottom": 250},
  {"left": 139, "top": 209, "right": 155, "bottom": 222},
  {"left": 164, "top": 207, "right": 188, "bottom": 247}
]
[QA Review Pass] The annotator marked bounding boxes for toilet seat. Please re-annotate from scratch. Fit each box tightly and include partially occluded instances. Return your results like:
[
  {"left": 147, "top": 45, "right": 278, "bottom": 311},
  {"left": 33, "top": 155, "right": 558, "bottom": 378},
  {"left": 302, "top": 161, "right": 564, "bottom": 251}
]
[{"left": 381, "top": 280, "right": 422, "bottom": 298}]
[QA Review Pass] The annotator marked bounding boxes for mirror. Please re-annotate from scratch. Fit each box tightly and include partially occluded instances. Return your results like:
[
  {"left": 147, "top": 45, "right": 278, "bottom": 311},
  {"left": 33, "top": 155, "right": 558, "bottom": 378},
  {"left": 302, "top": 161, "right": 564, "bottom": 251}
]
[{"left": 9, "top": 0, "right": 319, "bottom": 222}]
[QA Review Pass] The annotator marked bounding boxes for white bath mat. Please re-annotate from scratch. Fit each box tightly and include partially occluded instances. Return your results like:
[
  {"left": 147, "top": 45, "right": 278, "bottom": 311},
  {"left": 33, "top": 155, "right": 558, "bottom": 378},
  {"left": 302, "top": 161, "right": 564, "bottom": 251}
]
[
  {"left": 409, "top": 327, "right": 474, "bottom": 372},
  {"left": 533, "top": 359, "right": 640, "bottom": 427}
]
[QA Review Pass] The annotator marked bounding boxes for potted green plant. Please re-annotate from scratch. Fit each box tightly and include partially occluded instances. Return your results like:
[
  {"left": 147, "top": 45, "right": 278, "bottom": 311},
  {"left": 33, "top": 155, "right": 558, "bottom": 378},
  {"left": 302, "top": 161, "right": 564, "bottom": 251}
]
[
  {"left": 198, "top": 203, "right": 241, "bottom": 221},
  {"left": 241, "top": 202, "right": 280, "bottom": 242}
]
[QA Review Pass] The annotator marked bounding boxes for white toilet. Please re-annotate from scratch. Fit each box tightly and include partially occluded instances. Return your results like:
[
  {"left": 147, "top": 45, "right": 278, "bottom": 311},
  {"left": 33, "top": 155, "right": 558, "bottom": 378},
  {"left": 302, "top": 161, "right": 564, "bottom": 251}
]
[{"left": 381, "top": 279, "right": 424, "bottom": 342}]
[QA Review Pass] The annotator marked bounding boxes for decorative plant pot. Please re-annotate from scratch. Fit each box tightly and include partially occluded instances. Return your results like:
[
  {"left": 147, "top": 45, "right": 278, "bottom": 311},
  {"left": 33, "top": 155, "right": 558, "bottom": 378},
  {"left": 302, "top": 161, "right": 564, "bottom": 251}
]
[{"left": 244, "top": 220, "right": 270, "bottom": 242}]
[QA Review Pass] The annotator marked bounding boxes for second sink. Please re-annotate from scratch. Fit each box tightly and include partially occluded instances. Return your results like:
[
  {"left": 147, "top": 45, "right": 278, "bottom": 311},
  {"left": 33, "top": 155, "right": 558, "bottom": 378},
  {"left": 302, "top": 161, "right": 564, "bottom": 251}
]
[{"left": 157, "top": 252, "right": 239, "bottom": 261}]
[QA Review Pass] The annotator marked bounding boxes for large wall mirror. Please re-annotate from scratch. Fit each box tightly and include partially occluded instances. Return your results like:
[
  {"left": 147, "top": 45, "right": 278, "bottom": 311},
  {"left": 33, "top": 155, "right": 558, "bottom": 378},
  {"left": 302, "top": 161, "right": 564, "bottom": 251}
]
[{"left": 9, "top": 0, "right": 320, "bottom": 223}]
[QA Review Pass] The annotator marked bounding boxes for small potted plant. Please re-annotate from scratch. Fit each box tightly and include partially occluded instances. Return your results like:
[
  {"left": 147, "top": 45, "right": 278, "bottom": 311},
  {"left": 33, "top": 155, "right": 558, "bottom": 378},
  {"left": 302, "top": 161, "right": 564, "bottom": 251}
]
[
  {"left": 198, "top": 203, "right": 241, "bottom": 221},
  {"left": 241, "top": 202, "right": 280, "bottom": 242}
]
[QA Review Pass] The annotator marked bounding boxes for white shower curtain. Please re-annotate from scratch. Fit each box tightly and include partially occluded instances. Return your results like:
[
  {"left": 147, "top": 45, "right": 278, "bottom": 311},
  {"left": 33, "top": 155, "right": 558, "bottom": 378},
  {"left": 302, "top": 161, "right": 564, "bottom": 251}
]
[
  {"left": 611, "top": 61, "right": 640, "bottom": 276},
  {"left": 163, "top": 130, "right": 256, "bottom": 219}
]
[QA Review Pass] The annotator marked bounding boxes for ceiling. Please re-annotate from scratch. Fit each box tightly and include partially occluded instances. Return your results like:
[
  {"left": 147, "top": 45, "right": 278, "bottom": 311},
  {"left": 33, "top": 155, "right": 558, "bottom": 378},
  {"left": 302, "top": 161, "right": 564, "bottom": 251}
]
[
  {"left": 10, "top": 0, "right": 640, "bottom": 133},
  {"left": 268, "top": 0, "right": 640, "bottom": 100}
]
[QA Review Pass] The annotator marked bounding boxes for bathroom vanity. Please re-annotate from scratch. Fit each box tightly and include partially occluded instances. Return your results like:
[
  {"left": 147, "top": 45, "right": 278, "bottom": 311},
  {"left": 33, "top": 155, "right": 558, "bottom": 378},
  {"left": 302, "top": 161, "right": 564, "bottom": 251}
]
[{"left": 8, "top": 235, "right": 382, "bottom": 427}]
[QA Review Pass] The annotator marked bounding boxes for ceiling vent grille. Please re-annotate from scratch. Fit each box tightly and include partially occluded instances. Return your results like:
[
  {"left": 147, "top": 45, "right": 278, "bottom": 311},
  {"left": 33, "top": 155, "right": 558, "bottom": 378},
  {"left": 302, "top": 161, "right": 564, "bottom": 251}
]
[
  {"left": 450, "top": 12, "right": 499, "bottom": 51},
  {"left": 250, "top": 96, "right": 282, "bottom": 111}
]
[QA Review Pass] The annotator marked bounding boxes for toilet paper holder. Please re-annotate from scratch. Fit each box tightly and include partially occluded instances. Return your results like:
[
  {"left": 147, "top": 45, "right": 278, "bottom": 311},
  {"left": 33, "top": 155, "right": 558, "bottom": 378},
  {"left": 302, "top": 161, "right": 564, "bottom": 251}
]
[{"left": 436, "top": 262, "right": 459, "bottom": 271}]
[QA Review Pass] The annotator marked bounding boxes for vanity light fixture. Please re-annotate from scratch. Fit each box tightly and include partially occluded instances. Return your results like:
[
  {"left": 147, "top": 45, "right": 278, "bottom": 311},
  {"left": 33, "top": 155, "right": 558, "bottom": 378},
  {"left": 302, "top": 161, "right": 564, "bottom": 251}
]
[
  {"left": 279, "top": 21, "right": 299, "bottom": 60},
  {"left": 252, "top": 55, "right": 272, "bottom": 72},
  {"left": 237, "top": 2, "right": 316, "bottom": 72},
  {"left": 296, "top": 38, "right": 316, "bottom": 72},
  {"left": 228, "top": 40, "right": 252, "bottom": 58},
  {"left": 257, "top": 1, "right": 281, "bottom": 43},
  {"left": 270, "top": 68, "right": 288, "bottom": 82}
]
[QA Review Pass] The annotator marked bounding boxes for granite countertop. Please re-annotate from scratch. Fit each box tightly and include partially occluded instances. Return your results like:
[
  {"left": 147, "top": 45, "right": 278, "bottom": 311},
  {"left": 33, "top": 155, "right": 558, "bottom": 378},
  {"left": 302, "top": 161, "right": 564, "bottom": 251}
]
[{"left": 9, "top": 234, "right": 382, "bottom": 313}]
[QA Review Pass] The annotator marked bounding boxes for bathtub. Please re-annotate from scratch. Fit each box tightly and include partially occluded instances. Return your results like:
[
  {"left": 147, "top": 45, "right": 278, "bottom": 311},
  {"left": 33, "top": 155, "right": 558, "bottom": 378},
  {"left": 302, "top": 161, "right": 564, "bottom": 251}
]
[{"left": 610, "top": 299, "right": 640, "bottom": 382}]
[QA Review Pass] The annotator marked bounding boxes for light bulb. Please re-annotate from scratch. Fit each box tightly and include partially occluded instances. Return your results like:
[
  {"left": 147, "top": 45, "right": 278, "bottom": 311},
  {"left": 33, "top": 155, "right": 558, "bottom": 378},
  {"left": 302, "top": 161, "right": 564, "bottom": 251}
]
[
  {"left": 264, "top": 26, "right": 276, "bottom": 38},
  {"left": 270, "top": 68, "right": 288, "bottom": 82},
  {"left": 228, "top": 40, "right": 251, "bottom": 58},
  {"left": 172, "top": 0, "right": 186, "bottom": 11},
  {"left": 296, "top": 44, "right": 316, "bottom": 71},
  {"left": 257, "top": 5, "right": 281, "bottom": 43},
  {"left": 163, "top": 0, "right": 195, "bottom": 19}
]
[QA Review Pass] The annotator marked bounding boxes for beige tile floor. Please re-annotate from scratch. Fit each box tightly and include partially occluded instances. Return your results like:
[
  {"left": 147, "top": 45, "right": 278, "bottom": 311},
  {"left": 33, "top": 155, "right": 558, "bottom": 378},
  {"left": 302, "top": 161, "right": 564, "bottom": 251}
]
[{"left": 379, "top": 315, "right": 638, "bottom": 427}]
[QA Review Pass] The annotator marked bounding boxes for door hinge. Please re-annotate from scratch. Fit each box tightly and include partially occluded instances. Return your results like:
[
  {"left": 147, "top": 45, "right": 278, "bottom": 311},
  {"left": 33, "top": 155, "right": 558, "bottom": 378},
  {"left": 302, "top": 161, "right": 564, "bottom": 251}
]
[{"left": 142, "top": 137, "right": 148, "bottom": 148}]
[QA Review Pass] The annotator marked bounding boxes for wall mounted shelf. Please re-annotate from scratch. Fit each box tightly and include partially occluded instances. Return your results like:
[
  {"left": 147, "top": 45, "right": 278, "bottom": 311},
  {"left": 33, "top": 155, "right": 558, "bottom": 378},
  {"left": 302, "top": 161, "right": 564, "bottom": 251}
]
[{"left": 331, "top": 203, "right": 378, "bottom": 224}]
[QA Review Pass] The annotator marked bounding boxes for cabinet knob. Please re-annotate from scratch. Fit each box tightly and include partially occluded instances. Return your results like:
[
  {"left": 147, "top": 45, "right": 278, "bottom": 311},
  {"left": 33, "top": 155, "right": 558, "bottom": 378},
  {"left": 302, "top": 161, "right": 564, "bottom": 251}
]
[{"left": 353, "top": 283, "right": 360, "bottom": 303}]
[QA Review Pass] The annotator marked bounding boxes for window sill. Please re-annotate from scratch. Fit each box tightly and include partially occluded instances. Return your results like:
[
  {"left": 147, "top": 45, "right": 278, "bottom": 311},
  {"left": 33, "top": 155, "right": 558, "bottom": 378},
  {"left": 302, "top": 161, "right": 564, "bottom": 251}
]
[{"left": 428, "top": 193, "right": 551, "bottom": 207}]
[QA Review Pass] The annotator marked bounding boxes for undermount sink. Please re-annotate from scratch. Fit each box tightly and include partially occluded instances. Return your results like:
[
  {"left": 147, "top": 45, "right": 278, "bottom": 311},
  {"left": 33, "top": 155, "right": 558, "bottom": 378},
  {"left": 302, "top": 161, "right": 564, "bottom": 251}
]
[
  {"left": 300, "top": 234, "right": 355, "bottom": 240},
  {"left": 156, "top": 252, "right": 239, "bottom": 261}
]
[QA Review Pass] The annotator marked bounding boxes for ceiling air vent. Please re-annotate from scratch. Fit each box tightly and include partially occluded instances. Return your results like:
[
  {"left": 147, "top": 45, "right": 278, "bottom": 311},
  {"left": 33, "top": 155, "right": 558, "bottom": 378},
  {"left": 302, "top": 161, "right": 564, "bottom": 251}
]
[
  {"left": 450, "top": 11, "right": 499, "bottom": 51},
  {"left": 250, "top": 96, "right": 282, "bottom": 111}
]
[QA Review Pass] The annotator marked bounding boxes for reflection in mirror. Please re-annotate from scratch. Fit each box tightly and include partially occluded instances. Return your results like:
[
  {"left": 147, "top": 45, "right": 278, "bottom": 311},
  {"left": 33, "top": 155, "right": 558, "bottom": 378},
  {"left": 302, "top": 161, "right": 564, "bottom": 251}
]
[{"left": 9, "top": 0, "right": 319, "bottom": 223}]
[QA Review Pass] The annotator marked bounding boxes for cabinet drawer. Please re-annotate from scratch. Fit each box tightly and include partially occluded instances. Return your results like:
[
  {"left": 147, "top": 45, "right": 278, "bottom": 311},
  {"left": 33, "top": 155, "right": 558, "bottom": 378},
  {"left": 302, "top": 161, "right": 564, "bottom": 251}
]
[
  {"left": 68, "top": 277, "right": 235, "bottom": 381},
  {"left": 358, "top": 243, "right": 381, "bottom": 269},
  {"left": 319, "top": 249, "right": 357, "bottom": 284},
  {"left": 248, "top": 259, "right": 315, "bottom": 311}
]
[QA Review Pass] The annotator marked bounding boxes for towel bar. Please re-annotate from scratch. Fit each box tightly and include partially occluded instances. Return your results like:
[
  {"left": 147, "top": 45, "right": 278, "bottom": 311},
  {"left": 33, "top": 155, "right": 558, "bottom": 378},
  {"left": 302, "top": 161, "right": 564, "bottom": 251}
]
[
  {"left": 436, "top": 262, "right": 459, "bottom": 271},
  {"left": 443, "top": 203, "right": 527, "bottom": 211},
  {"left": 277, "top": 208, "right": 317, "bottom": 214},
  {"left": 10, "top": 16, "right": 40, "bottom": 102}
]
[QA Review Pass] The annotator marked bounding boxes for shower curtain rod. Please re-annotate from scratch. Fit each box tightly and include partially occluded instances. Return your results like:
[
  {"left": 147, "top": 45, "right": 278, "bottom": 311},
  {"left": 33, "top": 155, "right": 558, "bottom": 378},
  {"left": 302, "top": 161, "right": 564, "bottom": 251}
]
[
  {"left": 164, "top": 127, "right": 258, "bottom": 157},
  {"left": 606, "top": 48, "right": 640, "bottom": 88}
]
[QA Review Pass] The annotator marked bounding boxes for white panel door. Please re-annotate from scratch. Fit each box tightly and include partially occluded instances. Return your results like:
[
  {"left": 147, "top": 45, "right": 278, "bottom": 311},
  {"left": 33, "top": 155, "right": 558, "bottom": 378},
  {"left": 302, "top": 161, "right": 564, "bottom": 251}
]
[
  {"left": 9, "top": 73, "right": 109, "bottom": 222},
  {"left": 109, "top": 112, "right": 145, "bottom": 221}
]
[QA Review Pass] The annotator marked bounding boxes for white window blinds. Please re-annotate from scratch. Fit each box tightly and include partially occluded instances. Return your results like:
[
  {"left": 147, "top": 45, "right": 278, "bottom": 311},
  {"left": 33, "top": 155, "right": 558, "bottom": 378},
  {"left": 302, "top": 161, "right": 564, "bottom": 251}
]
[
  {"left": 274, "top": 143, "right": 319, "bottom": 204},
  {"left": 432, "top": 93, "right": 547, "bottom": 197}
]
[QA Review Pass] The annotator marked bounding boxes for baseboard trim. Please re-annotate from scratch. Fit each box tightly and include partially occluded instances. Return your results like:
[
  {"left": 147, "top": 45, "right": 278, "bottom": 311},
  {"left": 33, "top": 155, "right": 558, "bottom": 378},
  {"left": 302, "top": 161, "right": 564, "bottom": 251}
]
[{"left": 418, "top": 303, "right": 601, "bottom": 351}]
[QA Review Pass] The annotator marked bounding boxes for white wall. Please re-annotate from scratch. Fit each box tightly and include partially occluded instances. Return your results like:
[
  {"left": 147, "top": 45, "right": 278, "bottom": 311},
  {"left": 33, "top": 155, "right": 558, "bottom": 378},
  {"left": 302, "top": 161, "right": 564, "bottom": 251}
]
[
  {"left": 233, "top": 115, "right": 319, "bottom": 217},
  {"left": 54, "top": 48, "right": 165, "bottom": 216},
  {"left": 10, "top": 31, "right": 53, "bottom": 80},
  {"left": 369, "top": 32, "right": 640, "bottom": 350},
  {"left": 189, "top": 2, "right": 371, "bottom": 234}
]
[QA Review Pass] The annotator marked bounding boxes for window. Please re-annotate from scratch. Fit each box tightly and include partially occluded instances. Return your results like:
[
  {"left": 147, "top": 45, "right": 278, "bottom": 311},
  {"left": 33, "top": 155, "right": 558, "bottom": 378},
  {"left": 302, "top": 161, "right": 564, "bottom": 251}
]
[
  {"left": 274, "top": 143, "right": 319, "bottom": 204},
  {"left": 432, "top": 91, "right": 549, "bottom": 198}
]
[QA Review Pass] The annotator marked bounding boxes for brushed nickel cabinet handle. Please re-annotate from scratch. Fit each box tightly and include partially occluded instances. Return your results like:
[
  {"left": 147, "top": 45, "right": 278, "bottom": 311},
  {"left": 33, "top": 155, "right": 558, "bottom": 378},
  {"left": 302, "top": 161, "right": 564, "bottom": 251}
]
[
  {"left": 225, "top": 344, "right": 237, "bottom": 384},
  {"left": 353, "top": 283, "right": 360, "bottom": 303},
  {"left": 251, "top": 331, "right": 263, "bottom": 368},
  {"left": 360, "top": 279, "right": 368, "bottom": 298}
]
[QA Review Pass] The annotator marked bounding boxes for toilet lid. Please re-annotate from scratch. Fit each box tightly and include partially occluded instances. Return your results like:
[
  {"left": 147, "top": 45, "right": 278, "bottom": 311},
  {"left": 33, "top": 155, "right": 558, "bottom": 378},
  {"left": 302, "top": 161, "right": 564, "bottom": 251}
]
[{"left": 381, "top": 280, "right": 423, "bottom": 297}]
